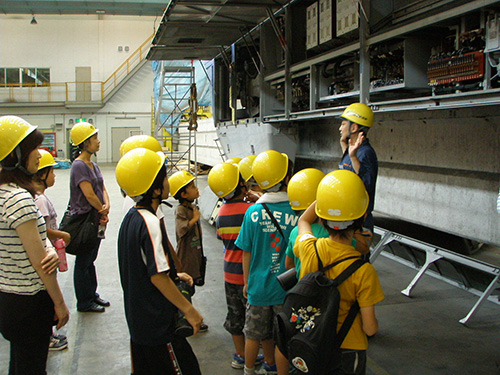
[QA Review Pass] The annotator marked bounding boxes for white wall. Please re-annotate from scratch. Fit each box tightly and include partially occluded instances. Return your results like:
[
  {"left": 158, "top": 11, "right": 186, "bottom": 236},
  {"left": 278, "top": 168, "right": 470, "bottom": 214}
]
[
  {"left": 0, "top": 14, "right": 157, "bottom": 163},
  {"left": 0, "top": 14, "right": 157, "bottom": 81}
]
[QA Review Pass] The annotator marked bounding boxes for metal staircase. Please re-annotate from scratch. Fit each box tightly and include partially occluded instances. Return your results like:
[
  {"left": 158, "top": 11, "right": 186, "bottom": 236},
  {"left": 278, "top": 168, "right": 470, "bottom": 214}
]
[{"left": 154, "top": 64, "right": 198, "bottom": 176}]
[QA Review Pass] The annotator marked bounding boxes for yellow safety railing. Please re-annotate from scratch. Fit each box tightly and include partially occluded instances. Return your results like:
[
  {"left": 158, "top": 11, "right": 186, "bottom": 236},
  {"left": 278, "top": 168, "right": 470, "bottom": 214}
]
[
  {"left": 102, "top": 33, "right": 154, "bottom": 99},
  {"left": 0, "top": 33, "right": 153, "bottom": 105}
]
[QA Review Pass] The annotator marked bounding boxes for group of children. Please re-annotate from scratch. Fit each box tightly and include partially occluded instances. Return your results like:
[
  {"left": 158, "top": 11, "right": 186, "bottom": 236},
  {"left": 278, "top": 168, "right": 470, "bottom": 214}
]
[
  {"left": 207, "top": 150, "right": 385, "bottom": 375},
  {"left": 0, "top": 104, "right": 383, "bottom": 375},
  {"left": 112, "top": 137, "right": 386, "bottom": 374}
]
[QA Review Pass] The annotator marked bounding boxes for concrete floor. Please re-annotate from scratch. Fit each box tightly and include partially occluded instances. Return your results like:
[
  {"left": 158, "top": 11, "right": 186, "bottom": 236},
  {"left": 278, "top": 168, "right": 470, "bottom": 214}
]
[{"left": 1, "top": 164, "right": 499, "bottom": 374}]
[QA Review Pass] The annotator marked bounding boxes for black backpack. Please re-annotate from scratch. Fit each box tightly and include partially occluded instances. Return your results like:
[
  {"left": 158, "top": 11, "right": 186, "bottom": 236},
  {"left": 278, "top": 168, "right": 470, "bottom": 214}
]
[{"left": 275, "top": 242, "right": 366, "bottom": 374}]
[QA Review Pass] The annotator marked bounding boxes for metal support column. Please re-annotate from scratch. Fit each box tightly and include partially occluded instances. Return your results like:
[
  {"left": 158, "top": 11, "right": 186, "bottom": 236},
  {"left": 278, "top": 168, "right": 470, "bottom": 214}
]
[{"left": 359, "top": 0, "right": 370, "bottom": 104}]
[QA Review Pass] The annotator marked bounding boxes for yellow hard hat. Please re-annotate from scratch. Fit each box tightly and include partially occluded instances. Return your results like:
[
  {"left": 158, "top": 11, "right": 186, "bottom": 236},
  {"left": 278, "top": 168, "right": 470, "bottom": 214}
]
[
  {"left": 288, "top": 168, "right": 325, "bottom": 210},
  {"left": 37, "top": 150, "right": 57, "bottom": 171},
  {"left": 0, "top": 116, "right": 37, "bottom": 162},
  {"left": 208, "top": 162, "right": 240, "bottom": 198},
  {"left": 168, "top": 170, "right": 196, "bottom": 197},
  {"left": 238, "top": 155, "right": 257, "bottom": 182},
  {"left": 70, "top": 122, "right": 99, "bottom": 146},
  {"left": 252, "top": 150, "right": 289, "bottom": 190},
  {"left": 116, "top": 148, "right": 166, "bottom": 197},
  {"left": 120, "top": 135, "right": 162, "bottom": 156},
  {"left": 340, "top": 103, "right": 374, "bottom": 127},
  {"left": 226, "top": 157, "right": 242, "bottom": 165},
  {"left": 315, "top": 170, "right": 369, "bottom": 229}
]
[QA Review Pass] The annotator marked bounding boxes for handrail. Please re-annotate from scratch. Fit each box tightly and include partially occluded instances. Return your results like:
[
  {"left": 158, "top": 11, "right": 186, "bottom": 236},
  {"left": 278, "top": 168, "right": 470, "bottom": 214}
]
[
  {"left": 102, "top": 33, "right": 154, "bottom": 99},
  {"left": 0, "top": 33, "right": 153, "bottom": 105}
]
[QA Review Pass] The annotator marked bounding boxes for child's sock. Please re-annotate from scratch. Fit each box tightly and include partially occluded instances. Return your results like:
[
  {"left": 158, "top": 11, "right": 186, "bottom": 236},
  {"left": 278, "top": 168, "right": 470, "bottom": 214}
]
[{"left": 244, "top": 365, "right": 255, "bottom": 375}]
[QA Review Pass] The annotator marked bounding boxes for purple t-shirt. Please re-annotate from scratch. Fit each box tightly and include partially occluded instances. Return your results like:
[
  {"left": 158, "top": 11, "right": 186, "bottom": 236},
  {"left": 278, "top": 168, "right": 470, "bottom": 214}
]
[{"left": 70, "top": 159, "right": 104, "bottom": 215}]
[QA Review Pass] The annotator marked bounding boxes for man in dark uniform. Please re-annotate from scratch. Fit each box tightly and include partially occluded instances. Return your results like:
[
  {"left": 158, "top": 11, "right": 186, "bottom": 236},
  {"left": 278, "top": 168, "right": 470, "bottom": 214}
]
[{"left": 338, "top": 102, "right": 378, "bottom": 236}]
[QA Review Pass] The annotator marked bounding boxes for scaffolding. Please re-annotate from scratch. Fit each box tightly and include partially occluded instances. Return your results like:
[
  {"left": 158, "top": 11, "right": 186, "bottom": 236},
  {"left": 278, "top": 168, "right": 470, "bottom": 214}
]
[{"left": 154, "top": 64, "right": 198, "bottom": 176}]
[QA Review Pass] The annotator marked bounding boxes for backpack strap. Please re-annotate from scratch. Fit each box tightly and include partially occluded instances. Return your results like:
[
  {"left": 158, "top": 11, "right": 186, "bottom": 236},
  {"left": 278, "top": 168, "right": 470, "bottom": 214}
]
[
  {"left": 262, "top": 203, "right": 288, "bottom": 249},
  {"left": 158, "top": 217, "right": 180, "bottom": 282},
  {"left": 313, "top": 241, "right": 360, "bottom": 272},
  {"left": 334, "top": 259, "right": 366, "bottom": 346},
  {"left": 313, "top": 241, "right": 366, "bottom": 346}
]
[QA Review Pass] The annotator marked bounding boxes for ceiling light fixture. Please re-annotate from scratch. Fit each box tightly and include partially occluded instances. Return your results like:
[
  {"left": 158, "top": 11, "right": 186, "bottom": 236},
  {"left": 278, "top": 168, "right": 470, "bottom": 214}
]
[{"left": 30, "top": 15, "right": 37, "bottom": 25}]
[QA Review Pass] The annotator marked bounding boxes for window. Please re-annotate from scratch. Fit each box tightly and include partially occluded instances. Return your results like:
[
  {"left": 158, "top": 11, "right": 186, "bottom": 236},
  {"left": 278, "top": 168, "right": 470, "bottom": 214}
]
[{"left": 0, "top": 68, "right": 50, "bottom": 87}]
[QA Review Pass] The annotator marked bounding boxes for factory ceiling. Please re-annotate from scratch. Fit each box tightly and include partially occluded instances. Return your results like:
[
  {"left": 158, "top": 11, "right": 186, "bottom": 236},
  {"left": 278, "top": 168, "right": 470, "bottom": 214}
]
[{"left": 147, "top": 0, "right": 291, "bottom": 61}]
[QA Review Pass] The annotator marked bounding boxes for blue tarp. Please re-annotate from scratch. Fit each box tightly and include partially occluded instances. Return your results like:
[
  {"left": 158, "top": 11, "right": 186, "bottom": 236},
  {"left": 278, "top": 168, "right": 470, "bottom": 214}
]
[{"left": 152, "top": 60, "right": 212, "bottom": 134}]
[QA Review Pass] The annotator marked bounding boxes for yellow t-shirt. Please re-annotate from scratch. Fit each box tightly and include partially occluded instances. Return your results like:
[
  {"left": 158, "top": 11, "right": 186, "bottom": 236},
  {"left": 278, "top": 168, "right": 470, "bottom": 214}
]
[{"left": 294, "top": 232, "right": 385, "bottom": 350}]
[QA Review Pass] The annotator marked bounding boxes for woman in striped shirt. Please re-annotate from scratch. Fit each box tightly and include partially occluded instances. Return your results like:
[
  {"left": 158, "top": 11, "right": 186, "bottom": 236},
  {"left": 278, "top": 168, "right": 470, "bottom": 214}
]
[{"left": 0, "top": 116, "right": 69, "bottom": 374}]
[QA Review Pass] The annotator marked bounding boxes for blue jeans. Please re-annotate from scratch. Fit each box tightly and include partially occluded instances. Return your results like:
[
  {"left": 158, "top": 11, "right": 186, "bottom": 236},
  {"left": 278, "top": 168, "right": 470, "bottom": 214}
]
[{"left": 74, "top": 239, "right": 101, "bottom": 310}]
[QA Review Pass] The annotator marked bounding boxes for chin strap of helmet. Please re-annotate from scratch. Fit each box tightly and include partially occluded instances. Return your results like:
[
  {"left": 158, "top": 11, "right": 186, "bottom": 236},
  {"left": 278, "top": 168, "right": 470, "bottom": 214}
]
[
  {"left": 0, "top": 147, "right": 34, "bottom": 176},
  {"left": 347, "top": 121, "right": 362, "bottom": 141}
]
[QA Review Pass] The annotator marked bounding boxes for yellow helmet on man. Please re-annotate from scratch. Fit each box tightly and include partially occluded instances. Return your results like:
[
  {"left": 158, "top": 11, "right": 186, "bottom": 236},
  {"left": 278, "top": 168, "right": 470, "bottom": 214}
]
[{"left": 340, "top": 103, "right": 374, "bottom": 128}]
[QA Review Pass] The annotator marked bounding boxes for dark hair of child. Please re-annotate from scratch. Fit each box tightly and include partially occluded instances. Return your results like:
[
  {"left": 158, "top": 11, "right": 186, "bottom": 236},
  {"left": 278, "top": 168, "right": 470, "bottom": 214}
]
[
  {"left": 33, "top": 166, "right": 53, "bottom": 189},
  {"left": 173, "top": 181, "right": 193, "bottom": 204},
  {"left": 320, "top": 216, "right": 364, "bottom": 240},
  {"left": 135, "top": 164, "right": 167, "bottom": 210},
  {"left": 274, "top": 159, "right": 294, "bottom": 192},
  {"left": 0, "top": 129, "right": 44, "bottom": 197},
  {"left": 224, "top": 175, "right": 246, "bottom": 201}
]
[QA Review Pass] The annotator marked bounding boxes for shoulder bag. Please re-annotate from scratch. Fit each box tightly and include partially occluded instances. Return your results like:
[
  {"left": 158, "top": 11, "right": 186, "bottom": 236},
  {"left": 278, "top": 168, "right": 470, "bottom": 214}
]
[{"left": 59, "top": 205, "right": 100, "bottom": 256}]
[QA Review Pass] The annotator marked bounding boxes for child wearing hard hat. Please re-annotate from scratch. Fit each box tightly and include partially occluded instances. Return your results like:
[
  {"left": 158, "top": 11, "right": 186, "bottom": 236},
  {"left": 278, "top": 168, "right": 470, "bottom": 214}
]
[
  {"left": 33, "top": 150, "right": 71, "bottom": 351},
  {"left": 169, "top": 170, "right": 209, "bottom": 332},
  {"left": 116, "top": 148, "right": 203, "bottom": 374},
  {"left": 294, "top": 170, "right": 384, "bottom": 374},
  {"left": 208, "top": 162, "right": 265, "bottom": 369},
  {"left": 235, "top": 150, "right": 298, "bottom": 375}
]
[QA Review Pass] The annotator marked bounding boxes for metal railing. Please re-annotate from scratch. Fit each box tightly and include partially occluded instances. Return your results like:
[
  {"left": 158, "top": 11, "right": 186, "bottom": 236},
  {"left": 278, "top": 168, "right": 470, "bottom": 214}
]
[{"left": 0, "top": 33, "right": 153, "bottom": 105}]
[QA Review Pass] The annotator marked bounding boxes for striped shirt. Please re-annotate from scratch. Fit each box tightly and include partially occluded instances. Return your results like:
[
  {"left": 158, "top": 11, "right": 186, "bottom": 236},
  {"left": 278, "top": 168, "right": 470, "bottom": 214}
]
[
  {"left": 0, "top": 183, "right": 47, "bottom": 295},
  {"left": 216, "top": 199, "right": 253, "bottom": 285}
]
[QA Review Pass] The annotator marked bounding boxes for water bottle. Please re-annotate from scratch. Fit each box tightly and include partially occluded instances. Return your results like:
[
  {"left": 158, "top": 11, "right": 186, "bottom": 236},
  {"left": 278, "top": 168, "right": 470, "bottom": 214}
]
[
  {"left": 97, "top": 225, "right": 106, "bottom": 239},
  {"left": 54, "top": 239, "right": 68, "bottom": 272}
]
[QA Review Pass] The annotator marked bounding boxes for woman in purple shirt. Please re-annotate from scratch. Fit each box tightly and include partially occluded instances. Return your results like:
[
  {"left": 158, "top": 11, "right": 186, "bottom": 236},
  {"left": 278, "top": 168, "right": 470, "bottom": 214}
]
[{"left": 69, "top": 122, "right": 111, "bottom": 313}]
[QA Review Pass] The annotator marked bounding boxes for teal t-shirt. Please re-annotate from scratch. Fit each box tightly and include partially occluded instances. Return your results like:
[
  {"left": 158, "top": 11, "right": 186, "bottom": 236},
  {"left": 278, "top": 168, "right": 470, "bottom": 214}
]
[
  {"left": 286, "top": 223, "right": 329, "bottom": 276},
  {"left": 235, "top": 200, "right": 298, "bottom": 306}
]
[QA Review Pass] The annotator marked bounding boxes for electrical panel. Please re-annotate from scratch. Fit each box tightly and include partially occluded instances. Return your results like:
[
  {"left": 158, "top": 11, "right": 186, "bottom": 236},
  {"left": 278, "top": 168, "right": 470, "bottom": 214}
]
[
  {"left": 307, "top": 3, "right": 319, "bottom": 50},
  {"left": 370, "top": 38, "right": 430, "bottom": 91},
  {"left": 336, "top": 0, "right": 358, "bottom": 36},
  {"left": 428, "top": 51, "right": 485, "bottom": 86},
  {"left": 427, "top": 28, "right": 486, "bottom": 91},
  {"left": 319, "top": 0, "right": 334, "bottom": 44},
  {"left": 485, "top": 12, "right": 500, "bottom": 52}
]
